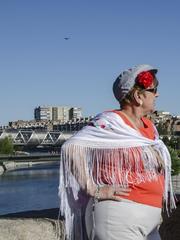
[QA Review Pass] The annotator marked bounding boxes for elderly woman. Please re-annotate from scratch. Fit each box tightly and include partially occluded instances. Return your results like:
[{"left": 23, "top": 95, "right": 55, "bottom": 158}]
[{"left": 59, "top": 64, "right": 175, "bottom": 240}]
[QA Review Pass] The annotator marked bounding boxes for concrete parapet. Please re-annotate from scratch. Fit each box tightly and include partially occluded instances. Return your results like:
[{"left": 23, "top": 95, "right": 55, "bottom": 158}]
[
  {"left": 1, "top": 205, "right": 180, "bottom": 240},
  {"left": 3, "top": 161, "right": 16, "bottom": 171},
  {"left": 0, "top": 218, "right": 64, "bottom": 240},
  {"left": 0, "top": 209, "right": 64, "bottom": 240},
  {"left": 0, "top": 165, "right": 4, "bottom": 175},
  {"left": 0, "top": 160, "right": 59, "bottom": 175}
]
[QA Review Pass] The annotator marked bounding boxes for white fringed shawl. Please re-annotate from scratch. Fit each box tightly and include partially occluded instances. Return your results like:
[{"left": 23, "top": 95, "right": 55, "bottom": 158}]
[{"left": 58, "top": 111, "right": 176, "bottom": 240}]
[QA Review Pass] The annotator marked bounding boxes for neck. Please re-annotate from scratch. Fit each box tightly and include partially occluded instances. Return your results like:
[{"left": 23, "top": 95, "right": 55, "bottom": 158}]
[{"left": 120, "top": 106, "right": 145, "bottom": 128}]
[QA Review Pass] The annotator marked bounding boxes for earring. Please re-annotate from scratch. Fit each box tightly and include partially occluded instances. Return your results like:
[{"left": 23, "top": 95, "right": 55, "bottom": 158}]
[{"left": 139, "top": 100, "right": 143, "bottom": 106}]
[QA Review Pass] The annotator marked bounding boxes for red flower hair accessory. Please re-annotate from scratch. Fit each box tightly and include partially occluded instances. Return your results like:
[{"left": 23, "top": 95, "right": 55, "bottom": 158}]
[{"left": 136, "top": 71, "right": 154, "bottom": 89}]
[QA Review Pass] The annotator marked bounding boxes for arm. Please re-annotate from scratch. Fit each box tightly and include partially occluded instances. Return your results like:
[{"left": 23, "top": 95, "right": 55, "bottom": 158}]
[{"left": 71, "top": 155, "right": 131, "bottom": 201}]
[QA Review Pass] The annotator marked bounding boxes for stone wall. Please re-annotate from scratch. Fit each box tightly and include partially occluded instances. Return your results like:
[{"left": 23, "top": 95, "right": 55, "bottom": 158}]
[
  {"left": 0, "top": 165, "right": 4, "bottom": 175},
  {"left": 0, "top": 218, "right": 64, "bottom": 240},
  {"left": 0, "top": 207, "right": 180, "bottom": 240},
  {"left": 0, "top": 209, "right": 64, "bottom": 240}
]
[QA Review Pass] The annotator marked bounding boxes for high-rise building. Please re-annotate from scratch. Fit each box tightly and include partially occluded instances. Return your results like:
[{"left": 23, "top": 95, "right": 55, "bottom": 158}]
[
  {"left": 34, "top": 106, "right": 82, "bottom": 122},
  {"left": 57, "top": 106, "right": 71, "bottom": 122},
  {"left": 34, "top": 106, "right": 51, "bottom": 120},
  {"left": 69, "top": 107, "right": 82, "bottom": 120}
]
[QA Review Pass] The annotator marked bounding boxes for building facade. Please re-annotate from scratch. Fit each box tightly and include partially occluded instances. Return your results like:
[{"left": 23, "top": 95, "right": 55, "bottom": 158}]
[
  {"left": 34, "top": 106, "right": 51, "bottom": 120},
  {"left": 69, "top": 107, "right": 82, "bottom": 120},
  {"left": 34, "top": 106, "right": 82, "bottom": 122}
]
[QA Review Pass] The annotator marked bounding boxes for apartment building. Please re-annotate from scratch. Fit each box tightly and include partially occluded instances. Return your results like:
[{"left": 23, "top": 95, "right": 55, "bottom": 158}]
[{"left": 34, "top": 106, "right": 82, "bottom": 122}]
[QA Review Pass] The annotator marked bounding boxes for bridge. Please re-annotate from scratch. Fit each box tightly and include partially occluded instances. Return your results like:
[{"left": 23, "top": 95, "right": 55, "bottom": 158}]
[{"left": 0, "top": 129, "right": 73, "bottom": 146}]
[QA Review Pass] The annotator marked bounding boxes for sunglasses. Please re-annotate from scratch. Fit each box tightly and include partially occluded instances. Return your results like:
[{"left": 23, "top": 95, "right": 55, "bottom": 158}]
[{"left": 145, "top": 87, "right": 158, "bottom": 94}]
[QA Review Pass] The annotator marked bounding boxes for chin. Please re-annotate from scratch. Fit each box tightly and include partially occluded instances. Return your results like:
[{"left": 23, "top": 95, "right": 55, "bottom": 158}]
[{"left": 145, "top": 109, "right": 154, "bottom": 115}]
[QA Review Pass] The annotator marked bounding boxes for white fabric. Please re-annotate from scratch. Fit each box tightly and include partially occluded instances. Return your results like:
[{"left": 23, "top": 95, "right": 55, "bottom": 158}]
[
  {"left": 58, "top": 111, "right": 175, "bottom": 240},
  {"left": 85, "top": 198, "right": 161, "bottom": 240}
]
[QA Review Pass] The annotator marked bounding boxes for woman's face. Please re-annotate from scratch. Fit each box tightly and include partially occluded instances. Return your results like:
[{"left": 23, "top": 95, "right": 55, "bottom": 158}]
[{"left": 140, "top": 83, "right": 159, "bottom": 114}]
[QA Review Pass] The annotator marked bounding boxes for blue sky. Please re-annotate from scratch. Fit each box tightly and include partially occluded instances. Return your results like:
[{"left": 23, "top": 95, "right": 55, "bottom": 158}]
[{"left": 0, "top": 0, "right": 180, "bottom": 126}]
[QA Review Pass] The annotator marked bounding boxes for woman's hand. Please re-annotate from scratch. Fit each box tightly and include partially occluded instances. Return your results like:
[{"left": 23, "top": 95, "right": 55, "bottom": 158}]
[
  {"left": 97, "top": 185, "right": 131, "bottom": 201},
  {"left": 86, "top": 180, "right": 131, "bottom": 201}
]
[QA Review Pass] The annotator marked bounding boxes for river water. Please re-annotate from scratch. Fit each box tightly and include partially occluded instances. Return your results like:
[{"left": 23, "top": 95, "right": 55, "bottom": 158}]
[{"left": 0, "top": 163, "right": 60, "bottom": 215}]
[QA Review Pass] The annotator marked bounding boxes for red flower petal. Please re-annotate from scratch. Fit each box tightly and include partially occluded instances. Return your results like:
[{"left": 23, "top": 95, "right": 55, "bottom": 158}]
[{"left": 136, "top": 71, "right": 154, "bottom": 89}]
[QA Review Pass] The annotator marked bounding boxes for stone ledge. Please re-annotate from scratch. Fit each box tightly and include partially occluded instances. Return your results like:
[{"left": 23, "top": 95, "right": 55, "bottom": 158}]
[
  {"left": 0, "top": 218, "right": 64, "bottom": 240},
  {"left": 1, "top": 206, "right": 180, "bottom": 240},
  {"left": 0, "top": 208, "right": 64, "bottom": 240}
]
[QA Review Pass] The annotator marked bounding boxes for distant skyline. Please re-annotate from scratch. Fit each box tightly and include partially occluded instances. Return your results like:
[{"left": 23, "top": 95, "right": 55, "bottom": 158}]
[{"left": 0, "top": 0, "right": 180, "bottom": 125}]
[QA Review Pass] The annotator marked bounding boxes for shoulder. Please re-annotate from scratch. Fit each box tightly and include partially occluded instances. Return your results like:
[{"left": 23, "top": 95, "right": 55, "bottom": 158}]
[
  {"left": 89, "top": 111, "right": 125, "bottom": 130},
  {"left": 92, "top": 110, "right": 120, "bottom": 120},
  {"left": 94, "top": 110, "right": 124, "bottom": 122}
]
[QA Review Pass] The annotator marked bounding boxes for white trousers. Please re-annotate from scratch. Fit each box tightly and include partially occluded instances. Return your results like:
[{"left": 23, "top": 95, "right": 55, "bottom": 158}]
[{"left": 85, "top": 198, "right": 161, "bottom": 240}]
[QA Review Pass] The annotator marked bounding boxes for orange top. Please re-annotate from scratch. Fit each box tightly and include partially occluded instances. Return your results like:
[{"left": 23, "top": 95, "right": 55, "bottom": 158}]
[{"left": 100, "top": 110, "right": 164, "bottom": 208}]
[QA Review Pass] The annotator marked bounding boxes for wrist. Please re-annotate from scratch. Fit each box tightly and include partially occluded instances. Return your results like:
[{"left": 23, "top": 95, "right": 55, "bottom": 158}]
[{"left": 94, "top": 185, "right": 101, "bottom": 200}]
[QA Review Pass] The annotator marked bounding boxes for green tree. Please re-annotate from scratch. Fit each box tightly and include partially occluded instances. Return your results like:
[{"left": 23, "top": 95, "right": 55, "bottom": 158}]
[
  {"left": 168, "top": 136, "right": 178, "bottom": 149},
  {"left": 0, "top": 137, "right": 14, "bottom": 154},
  {"left": 162, "top": 136, "right": 170, "bottom": 146},
  {"left": 157, "top": 122, "right": 168, "bottom": 135},
  {"left": 176, "top": 137, "right": 180, "bottom": 149},
  {"left": 167, "top": 146, "right": 180, "bottom": 176}
]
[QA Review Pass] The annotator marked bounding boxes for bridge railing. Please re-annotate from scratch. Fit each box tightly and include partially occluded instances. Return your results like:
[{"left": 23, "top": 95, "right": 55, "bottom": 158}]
[{"left": 0, "top": 130, "right": 73, "bottom": 146}]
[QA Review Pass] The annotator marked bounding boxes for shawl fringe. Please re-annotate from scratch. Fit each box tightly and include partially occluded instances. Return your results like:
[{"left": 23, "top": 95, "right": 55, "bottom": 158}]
[{"left": 58, "top": 111, "right": 176, "bottom": 240}]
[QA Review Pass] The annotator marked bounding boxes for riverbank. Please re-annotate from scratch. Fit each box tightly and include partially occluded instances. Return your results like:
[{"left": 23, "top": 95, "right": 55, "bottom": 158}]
[
  {"left": 0, "top": 153, "right": 60, "bottom": 175},
  {"left": 0, "top": 160, "right": 59, "bottom": 175}
]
